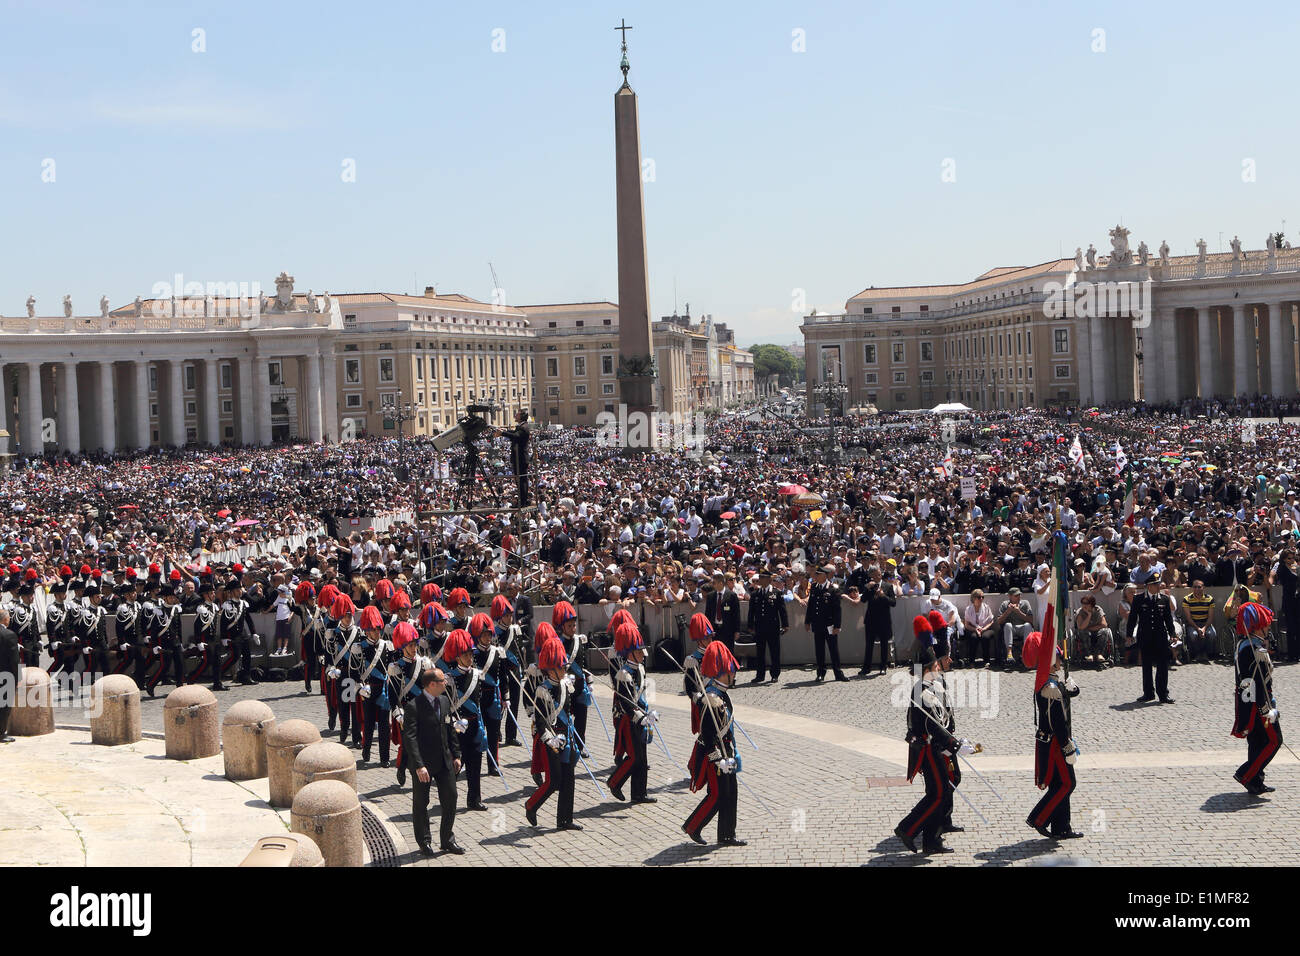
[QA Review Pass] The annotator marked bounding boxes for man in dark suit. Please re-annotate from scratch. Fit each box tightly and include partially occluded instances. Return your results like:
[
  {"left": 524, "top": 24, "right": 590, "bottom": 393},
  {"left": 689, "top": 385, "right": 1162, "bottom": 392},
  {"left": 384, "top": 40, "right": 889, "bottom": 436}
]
[
  {"left": 704, "top": 572, "right": 742, "bottom": 653},
  {"left": 402, "top": 668, "right": 464, "bottom": 855},
  {"left": 1125, "top": 577, "right": 1176, "bottom": 704},
  {"left": 0, "top": 609, "right": 20, "bottom": 742},
  {"left": 745, "top": 568, "right": 787, "bottom": 683}
]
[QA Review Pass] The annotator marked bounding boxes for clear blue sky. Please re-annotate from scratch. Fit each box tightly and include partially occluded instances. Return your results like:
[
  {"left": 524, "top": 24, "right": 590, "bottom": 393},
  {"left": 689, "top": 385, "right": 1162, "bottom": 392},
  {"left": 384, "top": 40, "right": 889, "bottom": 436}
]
[{"left": 3, "top": 0, "right": 1298, "bottom": 345}]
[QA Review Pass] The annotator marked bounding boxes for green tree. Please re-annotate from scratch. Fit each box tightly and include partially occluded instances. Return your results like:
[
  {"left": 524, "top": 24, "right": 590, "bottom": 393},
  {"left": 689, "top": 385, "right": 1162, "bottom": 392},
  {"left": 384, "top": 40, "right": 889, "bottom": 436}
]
[{"left": 749, "top": 344, "right": 802, "bottom": 387}]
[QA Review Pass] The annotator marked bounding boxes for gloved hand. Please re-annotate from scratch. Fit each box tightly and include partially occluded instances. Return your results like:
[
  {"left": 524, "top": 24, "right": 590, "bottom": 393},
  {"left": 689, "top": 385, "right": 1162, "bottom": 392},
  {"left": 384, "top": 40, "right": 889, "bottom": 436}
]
[
  {"left": 49, "top": 641, "right": 60, "bottom": 652},
  {"left": 454, "top": 718, "right": 469, "bottom": 734},
  {"left": 252, "top": 633, "right": 262, "bottom": 647},
  {"left": 1064, "top": 676, "right": 1079, "bottom": 693},
  {"left": 1265, "top": 708, "right": 1279, "bottom": 725},
  {"left": 718, "top": 757, "right": 737, "bottom": 774},
  {"left": 359, "top": 684, "right": 371, "bottom": 699},
  {"left": 120, "top": 643, "right": 132, "bottom": 651},
  {"left": 327, "top": 666, "right": 341, "bottom": 679},
  {"left": 222, "top": 639, "right": 231, "bottom": 647},
  {"left": 387, "top": 662, "right": 402, "bottom": 678},
  {"left": 958, "top": 738, "right": 977, "bottom": 755},
  {"left": 1063, "top": 739, "right": 1078, "bottom": 765},
  {"left": 197, "top": 643, "right": 207, "bottom": 652}
]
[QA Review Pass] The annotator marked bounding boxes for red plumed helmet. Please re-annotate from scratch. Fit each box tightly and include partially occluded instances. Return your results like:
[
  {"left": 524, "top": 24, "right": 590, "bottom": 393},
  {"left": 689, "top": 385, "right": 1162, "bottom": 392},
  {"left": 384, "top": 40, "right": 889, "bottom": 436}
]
[
  {"left": 912, "top": 615, "right": 933, "bottom": 638},
  {"left": 358, "top": 605, "right": 384, "bottom": 631},
  {"left": 169, "top": 569, "right": 182, "bottom": 581},
  {"left": 419, "top": 602, "right": 449, "bottom": 629},
  {"left": 79, "top": 564, "right": 92, "bottom": 575},
  {"left": 534, "top": 622, "right": 558, "bottom": 646},
  {"left": 1236, "top": 601, "right": 1274, "bottom": 636},
  {"left": 537, "top": 637, "right": 569, "bottom": 670},
  {"left": 469, "top": 612, "right": 494, "bottom": 638},
  {"left": 374, "top": 579, "right": 395, "bottom": 600},
  {"left": 420, "top": 583, "right": 441, "bottom": 605},
  {"left": 614, "top": 622, "right": 644, "bottom": 654},
  {"left": 689, "top": 613, "right": 715, "bottom": 643},
  {"left": 389, "top": 590, "right": 411, "bottom": 610},
  {"left": 60, "top": 565, "right": 73, "bottom": 578},
  {"left": 91, "top": 569, "right": 102, "bottom": 579},
  {"left": 391, "top": 621, "right": 419, "bottom": 651},
  {"left": 232, "top": 563, "right": 244, "bottom": 573},
  {"left": 448, "top": 587, "right": 470, "bottom": 608},
  {"left": 294, "top": 582, "right": 316, "bottom": 603},
  {"left": 331, "top": 594, "right": 356, "bottom": 619},
  {"left": 147, "top": 563, "right": 160, "bottom": 576},
  {"left": 926, "top": 610, "right": 947, "bottom": 632},
  {"left": 24, "top": 568, "right": 39, "bottom": 580},
  {"left": 609, "top": 608, "right": 635, "bottom": 634},
  {"left": 125, "top": 567, "right": 137, "bottom": 579},
  {"left": 318, "top": 584, "right": 340, "bottom": 610},
  {"left": 551, "top": 601, "right": 578, "bottom": 628},
  {"left": 701, "top": 641, "right": 739, "bottom": 679},
  {"left": 444, "top": 628, "right": 474, "bottom": 659},
  {"left": 1022, "top": 630, "right": 1060, "bottom": 669},
  {"left": 491, "top": 594, "right": 514, "bottom": 619}
]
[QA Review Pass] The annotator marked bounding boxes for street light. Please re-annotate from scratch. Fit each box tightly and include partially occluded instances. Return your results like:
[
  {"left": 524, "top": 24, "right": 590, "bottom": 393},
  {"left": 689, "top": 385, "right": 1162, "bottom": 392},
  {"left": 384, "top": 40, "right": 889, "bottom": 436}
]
[
  {"left": 385, "top": 390, "right": 419, "bottom": 481},
  {"left": 812, "top": 371, "right": 848, "bottom": 462}
]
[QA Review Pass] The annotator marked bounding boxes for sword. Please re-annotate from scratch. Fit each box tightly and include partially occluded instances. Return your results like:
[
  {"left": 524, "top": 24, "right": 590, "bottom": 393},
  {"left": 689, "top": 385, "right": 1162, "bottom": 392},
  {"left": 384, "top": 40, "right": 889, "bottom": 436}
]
[
  {"left": 957, "top": 747, "right": 1003, "bottom": 801},
  {"left": 659, "top": 645, "right": 759, "bottom": 752},
  {"left": 507, "top": 668, "right": 604, "bottom": 800},
  {"left": 482, "top": 741, "right": 511, "bottom": 793},
  {"left": 737, "top": 772, "right": 776, "bottom": 818},
  {"left": 644, "top": 711, "right": 688, "bottom": 779},
  {"left": 951, "top": 781, "right": 990, "bottom": 826},
  {"left": 583, "top": 672, "right": 614, "bottom": 743}
]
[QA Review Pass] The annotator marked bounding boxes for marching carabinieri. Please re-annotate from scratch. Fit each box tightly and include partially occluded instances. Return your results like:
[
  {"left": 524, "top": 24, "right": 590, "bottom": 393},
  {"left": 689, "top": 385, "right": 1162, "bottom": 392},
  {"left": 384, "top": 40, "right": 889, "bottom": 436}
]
[
  {"left": 609, "top": 621, "right": 656, "bottom": 805},
  {"left": 525, "top": 635, "right": 582, "bottom": 831},
  {"left": 388, "top": 620, "right": 432, "bottom": 787},
  {"left": 551, "top": 601, "right": 591, "bottom": 756},
  {"left": 471, "top": 611, "right": 505, "bottom": 775},
  {"left": 220, "top": 576, "right": 260, "bottom": 686},
  {"left": 1023, "top": 631, "right": 1084, "bottom": 840},
  {"left": 895, "top": 646, "right": 972, "bottom": 854},
  {"left": 419, "top": 600, "right": 452, "bottom": 661},
  {"left": 385, "top": 590, "right": 412, "bottom": 642},
  {"left": 46, "top": 579, "right": 78, "bottom": 677},
  {"left": 446, "top": 588, "right": 472, "bottom": 632},
  {"left": 1231, "top": 602, "right": 1283, "bottom": 795},
  {"left": 190, "top": 582, "right": 220, "bottom": 688},
  {"left": 113, "top": 580, "right": 141, "bottom": 679},
  {"left": 12, "top": 574, "right": 42, "bottom": 668},
  {"left": 527, "top": 623, "right": 558, "bottom": 785},
  {"left": 330, "top": 593, "right": 362, "bottom": 745},
  {"left": 295, "top": 582, "right": 326, "bottom": 694},
  {"left": 496, "top": 595, "right": 527, "bottom": 749},
  {"left": 683, "top": 641, "right": 746, "bottom": 846},
  {"left": 355, "top": 605, "right": 394, "bottom": 766},
  {"left": 439, "top": 627, "right": 489, "bottom": 811},
  {"left": 78, "top": 581, "right": 109, "bottom": 677},
  {"left": 685, "top": 612, "right": 715, "bottom": 790}
]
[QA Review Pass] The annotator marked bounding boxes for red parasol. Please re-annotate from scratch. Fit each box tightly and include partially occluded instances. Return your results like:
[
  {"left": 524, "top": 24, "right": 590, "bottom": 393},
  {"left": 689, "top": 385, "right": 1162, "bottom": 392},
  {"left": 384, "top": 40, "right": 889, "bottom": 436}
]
[
  {"left": 217, "top": 509, "right": 231, "bottom": 518},
  {"left": 778, "top": 484, "right": 808, "bottom": 496},
  {"left": 721, "top": 511, "right": 737, "bottom": 520}
]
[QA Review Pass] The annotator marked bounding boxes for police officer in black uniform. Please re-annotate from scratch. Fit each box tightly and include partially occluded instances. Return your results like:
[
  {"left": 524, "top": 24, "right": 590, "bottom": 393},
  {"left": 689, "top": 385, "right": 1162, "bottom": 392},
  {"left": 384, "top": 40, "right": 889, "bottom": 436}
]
[
  {"left": 806, "top": 564, "right": 847, "bottom": 682},
  {"left": 1126, "top": 576, "right": 1176, "bottom": 704},
  {"left": 78, "top": 582, "right": 110, "bottom": 676},
  {"left": 46, "top": 581, "right": 78, "bottom": 676},
  {"left": 11, "top": 581, "right": 42, "bottom": 669},
  {"left": 221, "top": 577, "right": 259, "bottom": 685},
  {"left": 745, "top": 567, "right": 787, "bottom": 683}
]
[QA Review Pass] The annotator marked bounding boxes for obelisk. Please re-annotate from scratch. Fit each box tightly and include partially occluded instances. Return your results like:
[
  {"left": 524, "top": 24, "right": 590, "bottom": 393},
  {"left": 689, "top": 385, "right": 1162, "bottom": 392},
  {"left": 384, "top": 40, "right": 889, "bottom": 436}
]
[{"left": 613, "top": 20, "right": 657, "bottom": 448}]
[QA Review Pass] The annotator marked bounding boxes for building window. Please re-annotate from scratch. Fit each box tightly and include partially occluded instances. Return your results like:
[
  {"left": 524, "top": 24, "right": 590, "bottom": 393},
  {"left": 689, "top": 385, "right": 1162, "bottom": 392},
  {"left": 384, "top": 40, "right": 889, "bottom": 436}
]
[
  {"left": 184, "top": 365, "right": 196, "bottom": 391},
  {"left": 547, "top": 386, "right": 560, "bottom": 398},
  {"left": 864, "top": 307, "right": 873, "bottom": 314},
  {"left": 150, "top": 403, "right": 159, "bottom": 418},
  {"left": 221, "top": 399, "right": 233, "bottom": 414},
  {"left": 920, "top": 371, "right": 934, "bottom": 384},
  {"left": 1054, "top": 365, "right": 1071, "bottom": 379},
  {"left": 148, "top": 367, "right": 157, "bottom": 393},
  {"left": 1027, "top": 331, "right": 1032, "bottom": 355},
  {"left": 455, "top": 357, "right": 463, "bottom": 377},
  {"left": 379, "top": 357, "right": 395, "bottom": 383},
  {"left": 186, "top": 426, "right": 198, "bottom": 442},
  {"left": 895, "top": 391, "right": 907, "bottom": 403},
  {"left": 576, "top": 405, "right": 587, "bottom": 415},
  {"left": 891, "top": 306, "right": 901, "bottom": 314},
  {"left": 344, "top": 313, "right": 357, "bottom": 329},
  {"left": 602, "top": 382, "right": 615, "bottom": 395},
  {"left": 546, "top": 358, "right": 558, "bottom": 377},
  {"left": 220, "top": 363, "right": 232, "bottom": 389},
  {"left": 415, "top": 359, "right": 424, "bottom": 381},
  {"left": 864, "top": 344, "right": 877, "bottom": 364},
  {"left": 920, "top": 341, "right": 933, "bottom": 362},
  {"left": 574, "top": 356, "right": 586, "bottom": 377},
  {"left": 344, "top": 358, "right": 361, "bottom": 384},
  {"left": 864, "top": 372, "right": 878, "bottom": 385},
  {"left": 224, "top": 426, "right": 234, "bottom": 439},
  {"left": 512, "top": 357, "right": 518, "bottom": 376},
  {"left": 1054, "top": 329, "right": 1069, "bottom": 354},
  {"left": 345, "top": 393, "right": 361, "bottom": 408},
  {"left": 268, "top": 361, "right": 282, "bottom": 386},
  {"left": 549, "top": 407, "right": 560, "bottom": 416},
  {"left": 548, "top": 321, "right": 557, "bottom": 328},
  {"left": 603, "top": 319, "right": 611, "bottom": 325},
  {"left": 893, "top": 371, "right": 906, "bottom": 385},
  {"left": 478, "top": 357, "right": 485, "bottom": 377},
  {"left": 892, "top": 343, "right": 905, "bottom": 363},
  {"left": 575, "top": 384, "right": 588, "bottom": 397},
  {"left": 602, "top": 355, "right": 614, "bottom": 375}
]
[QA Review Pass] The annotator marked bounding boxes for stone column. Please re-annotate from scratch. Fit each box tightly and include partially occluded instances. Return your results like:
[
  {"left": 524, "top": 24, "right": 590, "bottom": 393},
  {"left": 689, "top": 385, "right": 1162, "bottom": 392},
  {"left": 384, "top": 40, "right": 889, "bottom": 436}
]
[
  {"left": 1076, "top": 317, "right": 1094, "bottom": 406},
  {"left": 1141, "top": 317, "right": 1161, "bottom": 404},
  {"left": 255, "top": 351, "right": 273, "bottom": 445},
  {"left": 321, "top": 349, "right": 338, "bottom": 444},
  {"left": 1088, "top": 315, "right": 1109, "bottom": 404},
  {"left": 204, "top": 358, "right": 221, "bottom": 446},
  {"left": 98, "top": 361, "right": 116, "bottom": 454},
  {"left": 0, "top": 365, "right": 9, "bottom": 459},
  {"left": 57, "top": 362, "right": 80, "bottom": 453},
  {"left": 21, "top": 363, "right": 42, "bottom": 454},
  {"left": 169, "top": 360, "right": 186, "bottom": 447},
  {"left": 1155, "top": 308, "right": 1178, "bottom": 403},
  {"left": 1196, "top": 307, "right": 1215, "bottom": 397},
  {"left": 1233, "top": 304, "right": 1251, "bottom": 397},
  {"left": 304, "top": 352, "right": 323, "bottom": 442},
  {"left": 134, "top": 361, "right": 151, "bottom": 449},
  {"left": 238, "top": 355, "right": 255, "bottom": 446},
  {"left": 1269, "top": 303, "right": 1286, "bottom": 397}
]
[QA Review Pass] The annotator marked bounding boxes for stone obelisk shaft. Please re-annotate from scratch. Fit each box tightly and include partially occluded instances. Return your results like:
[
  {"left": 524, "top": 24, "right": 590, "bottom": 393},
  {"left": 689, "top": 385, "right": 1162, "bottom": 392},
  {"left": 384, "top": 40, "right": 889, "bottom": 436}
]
[{"left": 614, "top": 82, "right": 657, "bottom": 437}]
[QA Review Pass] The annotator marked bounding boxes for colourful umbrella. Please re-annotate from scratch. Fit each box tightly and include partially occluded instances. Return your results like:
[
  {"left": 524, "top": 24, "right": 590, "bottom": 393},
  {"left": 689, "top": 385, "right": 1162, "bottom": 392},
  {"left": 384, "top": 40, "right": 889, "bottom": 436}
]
[
  {"left": 233, "top": 519, "right": 259, "bottom": 527},
  {"left": 720, "top": 511, "right": 737, "bottom": 520},
  {"left": 778, "top": 484, "right": 808, "bottom": 496},
  {"left": 217, "top": 509, "right": 231, "bottom": 518}
]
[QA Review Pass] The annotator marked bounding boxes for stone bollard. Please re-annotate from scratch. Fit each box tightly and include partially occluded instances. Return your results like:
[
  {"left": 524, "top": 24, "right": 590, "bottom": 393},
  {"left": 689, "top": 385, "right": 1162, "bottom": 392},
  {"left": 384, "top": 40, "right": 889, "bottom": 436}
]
[
  {"left": 163, "top": 685, "right": 220, "bottom": 759},
  {"left": 11, "top": 667, "right": 55, "bottom": 736},
  {"left": 222, "top": 701, "right": 276, "bottom": 780},
  {"left": 238, "top": 834, "right": 325, "bottom": 867},
  {"left": 88, "top": 674, "right": 142, "bottom": 746},
  {"left": 266, "top": 719, "right": 321, "bottom": 808},
  {"left": 291, "top": 780, "right": 362, "bottom": 867},
  {"left": 292, "top": 742, "right": 357, "bottom": 800}
]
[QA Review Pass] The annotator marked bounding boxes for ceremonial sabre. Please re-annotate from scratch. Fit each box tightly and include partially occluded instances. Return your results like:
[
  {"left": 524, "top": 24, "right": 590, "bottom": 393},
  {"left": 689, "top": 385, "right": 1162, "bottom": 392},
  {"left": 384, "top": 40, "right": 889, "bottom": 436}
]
[
  {"left": 658, "top": 645, "right": 759, "bottom": 751},
  {"left": 951, "top": 783, "right": 990, "bottom": 826},
  {"left": 507, "top": 669, "right": 604, "bottom": 800},
  {"left": 958, "top": 746, "right": 1003, "bottom": 801},
  {"left": 584, "top": 670, "right": 614, "bottom": 743},
  {"left": 482, "top": 743, "right": 511, "bottom": 793}
]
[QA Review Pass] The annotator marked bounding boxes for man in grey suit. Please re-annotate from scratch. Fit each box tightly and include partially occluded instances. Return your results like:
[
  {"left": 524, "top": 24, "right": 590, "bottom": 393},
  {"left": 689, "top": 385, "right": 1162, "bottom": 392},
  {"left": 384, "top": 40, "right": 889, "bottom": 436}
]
[
  {"left": 0, "top": 608, "right": 20, "bottom": 743},
  {"left": 402, "top": 668, "right": 463, "bottom": 855}
]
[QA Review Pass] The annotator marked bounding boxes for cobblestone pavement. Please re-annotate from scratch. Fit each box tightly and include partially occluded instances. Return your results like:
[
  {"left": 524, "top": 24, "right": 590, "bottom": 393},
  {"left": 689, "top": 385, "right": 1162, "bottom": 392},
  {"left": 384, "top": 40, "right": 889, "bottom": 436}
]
[{"left": 48, "top": 659, "right": 1298, "bottom": 866}]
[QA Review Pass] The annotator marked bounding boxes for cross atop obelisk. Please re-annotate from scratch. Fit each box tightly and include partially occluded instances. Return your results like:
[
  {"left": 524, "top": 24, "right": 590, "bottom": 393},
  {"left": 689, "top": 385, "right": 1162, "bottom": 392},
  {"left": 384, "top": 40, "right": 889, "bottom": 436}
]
[
  {"left": 616, "top": 19, "right": 632, "bottom": 87},
  {"left": 613, "top": 17, "right": 656, "bottom": 447}
]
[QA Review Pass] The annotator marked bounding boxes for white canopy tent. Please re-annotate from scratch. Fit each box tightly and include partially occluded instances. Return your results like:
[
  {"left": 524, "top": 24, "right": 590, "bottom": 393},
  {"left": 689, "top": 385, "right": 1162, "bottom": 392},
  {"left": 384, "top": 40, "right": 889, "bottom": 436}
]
[{"left": 929, "top": 402, "right": 973, "bottom": 414}]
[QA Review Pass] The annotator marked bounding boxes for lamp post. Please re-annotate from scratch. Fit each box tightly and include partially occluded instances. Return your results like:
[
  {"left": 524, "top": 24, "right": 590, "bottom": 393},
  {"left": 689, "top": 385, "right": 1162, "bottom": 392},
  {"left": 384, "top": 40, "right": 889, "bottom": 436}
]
[
  {"left": 812, "top": 372, "right": 848, "bottom": 462},
  {"left": 386, "top": 391, "right": 419, "bottom": 481}
]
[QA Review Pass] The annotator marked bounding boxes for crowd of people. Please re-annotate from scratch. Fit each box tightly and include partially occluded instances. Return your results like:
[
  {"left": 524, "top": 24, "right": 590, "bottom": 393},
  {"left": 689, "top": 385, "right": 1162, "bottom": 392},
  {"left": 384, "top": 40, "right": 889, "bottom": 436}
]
[{"left": 0, "top": 398, "right": 1291, "bottom": 852}]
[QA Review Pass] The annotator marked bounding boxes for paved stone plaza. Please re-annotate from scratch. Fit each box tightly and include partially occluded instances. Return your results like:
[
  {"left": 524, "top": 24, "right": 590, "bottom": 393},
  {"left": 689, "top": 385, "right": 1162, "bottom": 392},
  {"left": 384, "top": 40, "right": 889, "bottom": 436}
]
[{"left": 33, "top": 657, "right": 1295, "bottom": 867}]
